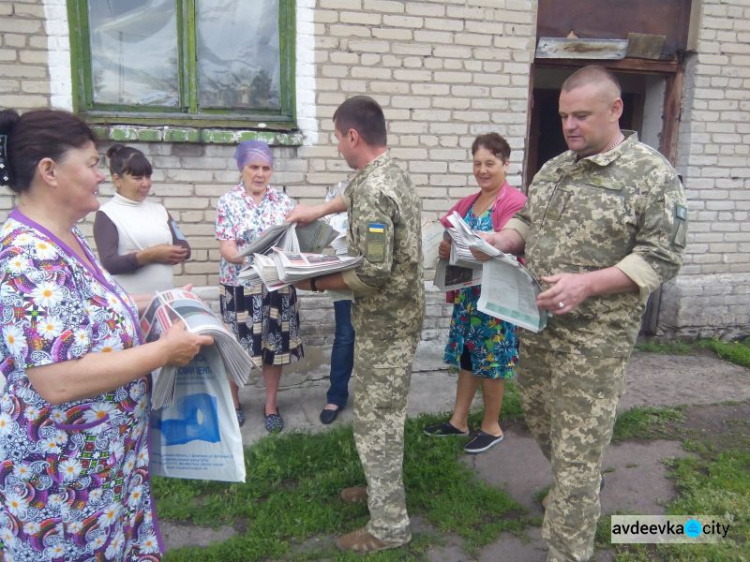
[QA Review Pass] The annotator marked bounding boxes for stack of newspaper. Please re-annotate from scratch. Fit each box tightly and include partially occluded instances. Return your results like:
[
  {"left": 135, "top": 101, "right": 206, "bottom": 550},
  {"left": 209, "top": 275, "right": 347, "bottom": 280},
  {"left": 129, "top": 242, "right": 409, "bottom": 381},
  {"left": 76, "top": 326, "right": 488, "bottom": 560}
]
[
  {"left": 140, "top": 289, "right": 255, "bottom": 409},
  {"left": 434, "top": 211, "right": 548, "bottom": 333},
  {"left": 235, "top": 219, "right": 339, "bottom": 259},
  {"left": 240, "top": 248, "right": 363, "bottom": 291}
]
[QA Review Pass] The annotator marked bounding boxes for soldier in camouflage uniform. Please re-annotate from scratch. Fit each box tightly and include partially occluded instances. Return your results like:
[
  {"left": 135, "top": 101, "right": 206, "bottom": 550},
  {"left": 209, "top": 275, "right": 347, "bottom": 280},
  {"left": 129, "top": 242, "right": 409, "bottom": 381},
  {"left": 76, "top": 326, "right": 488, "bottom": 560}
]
[
  {"left": 475, "top": 66, "right": 687, "bottom": 561},
  {"left": 287, "top": 96, "right": 425, "bottom": 553}
]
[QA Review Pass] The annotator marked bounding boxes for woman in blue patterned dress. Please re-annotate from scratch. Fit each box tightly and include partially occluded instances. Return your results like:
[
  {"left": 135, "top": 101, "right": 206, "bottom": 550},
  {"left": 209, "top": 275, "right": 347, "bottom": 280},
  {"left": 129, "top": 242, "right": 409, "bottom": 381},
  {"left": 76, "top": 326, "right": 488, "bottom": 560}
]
[
  {"left": 0, "top": 109, "right": 212, "bottom": 561},
  {"left": 423, "top": 133, "right": 527, "bottom": 454}
]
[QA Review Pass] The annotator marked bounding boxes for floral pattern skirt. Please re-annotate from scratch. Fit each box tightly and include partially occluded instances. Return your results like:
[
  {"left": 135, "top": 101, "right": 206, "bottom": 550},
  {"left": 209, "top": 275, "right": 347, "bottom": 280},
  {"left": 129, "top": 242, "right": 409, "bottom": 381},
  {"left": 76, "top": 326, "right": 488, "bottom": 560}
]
[
  {"left": 444, "top": 286, "right": 518, "bottom": 380},
  {"left": 220, "top": 283, "right": 304, "bottom": 368}
]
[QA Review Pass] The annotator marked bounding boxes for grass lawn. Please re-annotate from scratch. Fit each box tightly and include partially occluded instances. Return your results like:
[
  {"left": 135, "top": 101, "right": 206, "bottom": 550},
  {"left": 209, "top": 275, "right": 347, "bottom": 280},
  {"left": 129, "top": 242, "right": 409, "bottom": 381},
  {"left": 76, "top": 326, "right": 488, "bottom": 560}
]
[{"left": 154, "top": 341, "right": 749, "bottom": 561}]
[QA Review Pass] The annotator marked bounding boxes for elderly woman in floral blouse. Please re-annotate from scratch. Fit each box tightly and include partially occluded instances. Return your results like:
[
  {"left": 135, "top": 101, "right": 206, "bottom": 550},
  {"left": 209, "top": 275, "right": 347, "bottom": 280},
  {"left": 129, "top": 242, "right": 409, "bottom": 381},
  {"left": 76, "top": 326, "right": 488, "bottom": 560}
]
[
  {"left": 215, "top": 140, "right": 304, "bottom": 433},
  {"left": 0, "top": 108, "right": 210, "bottom": 561}
]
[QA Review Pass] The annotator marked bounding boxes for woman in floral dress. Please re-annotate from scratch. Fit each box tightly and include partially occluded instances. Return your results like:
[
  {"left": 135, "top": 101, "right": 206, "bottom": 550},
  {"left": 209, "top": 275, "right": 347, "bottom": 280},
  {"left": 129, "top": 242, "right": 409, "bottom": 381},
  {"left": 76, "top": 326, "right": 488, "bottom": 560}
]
[
  {"left": 215, "top": 140, "right": 303, "bottom": 433},
  {"left": 423, "top": 133, "right": 527, "bottom": 454},
  {"left": 0, "top": 108, "right": 211, "bottom": 561}
]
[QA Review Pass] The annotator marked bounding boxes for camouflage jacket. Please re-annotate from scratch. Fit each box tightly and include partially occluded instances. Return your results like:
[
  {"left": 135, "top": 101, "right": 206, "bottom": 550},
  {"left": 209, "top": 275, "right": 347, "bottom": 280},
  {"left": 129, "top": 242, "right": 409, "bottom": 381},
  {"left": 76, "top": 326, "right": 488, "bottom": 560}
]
[
  {"left": 505, "top": 131, "right": 687, "bottom": 356},
  {"left": 341, "top": 153, "right": 425, "bottom": 341}
]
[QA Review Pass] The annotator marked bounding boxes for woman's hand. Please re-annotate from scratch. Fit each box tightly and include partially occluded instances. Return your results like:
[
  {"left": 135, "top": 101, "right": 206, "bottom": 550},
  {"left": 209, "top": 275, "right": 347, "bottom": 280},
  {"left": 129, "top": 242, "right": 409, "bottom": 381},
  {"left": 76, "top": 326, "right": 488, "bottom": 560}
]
[
  {"left": 159, "top": 322, "right": 214, "bottom": 367},
  {"left": 219, "top": 239, "right": 246, "bottom": 265},
  {"left": 438, "top": 239, "right": 452, "bottom": 260},
  {"left": 138, "top": 244, "right": 189, "bottom": 266}
]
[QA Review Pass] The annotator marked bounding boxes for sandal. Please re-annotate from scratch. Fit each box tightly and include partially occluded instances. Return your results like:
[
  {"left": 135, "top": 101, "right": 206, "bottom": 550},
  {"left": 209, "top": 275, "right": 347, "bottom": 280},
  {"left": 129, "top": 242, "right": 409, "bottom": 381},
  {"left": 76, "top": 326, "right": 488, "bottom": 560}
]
[
  {"left": 336, "top": 527, "right": 407, "bottom": 553},
  {"left": 264, "top": 408, "right": 284, "bottom": 433},
  {"left": 235, "top": 407, "right": 246, "bottom": 427}
]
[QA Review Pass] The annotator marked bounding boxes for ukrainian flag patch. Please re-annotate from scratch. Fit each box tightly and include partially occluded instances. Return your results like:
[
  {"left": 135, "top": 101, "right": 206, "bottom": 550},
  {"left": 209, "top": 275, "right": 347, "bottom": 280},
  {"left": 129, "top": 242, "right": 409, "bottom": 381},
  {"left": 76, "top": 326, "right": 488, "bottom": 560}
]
[{"left": 366, "top": 223, "right": 387, "bottom": 262}]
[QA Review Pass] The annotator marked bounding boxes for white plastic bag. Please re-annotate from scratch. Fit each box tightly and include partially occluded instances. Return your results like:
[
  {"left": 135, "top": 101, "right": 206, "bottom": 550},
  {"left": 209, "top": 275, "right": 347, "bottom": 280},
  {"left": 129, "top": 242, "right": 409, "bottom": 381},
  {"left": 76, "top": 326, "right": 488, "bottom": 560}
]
[{"left": 149, "top": 345, "right": 246, "bottom": 482}]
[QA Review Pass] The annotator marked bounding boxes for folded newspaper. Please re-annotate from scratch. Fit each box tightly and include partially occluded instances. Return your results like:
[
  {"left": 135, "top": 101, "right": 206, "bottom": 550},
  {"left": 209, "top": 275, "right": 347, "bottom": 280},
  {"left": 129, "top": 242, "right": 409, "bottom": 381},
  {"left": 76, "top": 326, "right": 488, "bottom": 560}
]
[
  {"left": 239, "top": 248, "right": 364, "bottom": 291},
  {"left": 436, "top": 211, "right": 548, "bottom": 333},
  {"left": 235, "top": 219, "right": 339, "bottom": 259},
  {"left": 140, "top": 289, "right": 255, "bottom": 409}
]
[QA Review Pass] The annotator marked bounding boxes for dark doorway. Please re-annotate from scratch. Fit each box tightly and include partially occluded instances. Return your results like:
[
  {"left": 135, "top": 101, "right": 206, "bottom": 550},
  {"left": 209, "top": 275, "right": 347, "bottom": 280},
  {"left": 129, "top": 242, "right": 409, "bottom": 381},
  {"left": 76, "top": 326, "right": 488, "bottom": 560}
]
[{"left": 526, "top": 71, "right": 645, "bottom": 185}]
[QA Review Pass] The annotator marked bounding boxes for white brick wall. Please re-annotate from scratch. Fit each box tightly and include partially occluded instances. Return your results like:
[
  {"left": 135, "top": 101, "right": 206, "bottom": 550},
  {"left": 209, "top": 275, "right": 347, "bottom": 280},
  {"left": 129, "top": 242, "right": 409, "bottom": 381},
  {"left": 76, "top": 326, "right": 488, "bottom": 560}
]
[{"left": 665, "top": 0, "right": 750, "bottom": 339}]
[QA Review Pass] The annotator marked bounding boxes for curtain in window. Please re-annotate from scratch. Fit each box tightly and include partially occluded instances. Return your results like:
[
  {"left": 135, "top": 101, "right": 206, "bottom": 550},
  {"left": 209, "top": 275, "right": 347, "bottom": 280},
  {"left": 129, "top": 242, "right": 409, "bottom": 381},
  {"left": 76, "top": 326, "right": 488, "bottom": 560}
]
[
  {"left": 88, "top": 0, "right": 179, "bottom": 107},
  {"left": 196, "top": 0, "right": 280, "bottom": 110}
]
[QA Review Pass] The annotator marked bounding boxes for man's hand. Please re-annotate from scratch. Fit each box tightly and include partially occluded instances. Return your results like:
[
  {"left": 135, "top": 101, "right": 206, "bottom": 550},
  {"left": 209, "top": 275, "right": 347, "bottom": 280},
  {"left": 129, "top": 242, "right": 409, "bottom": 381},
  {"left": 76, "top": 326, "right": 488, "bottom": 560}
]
[
  {"left": 286, "top": 205, "right": 319, "bottom": 225},
  {"left": 469, "top": 232, "right": 497, "bottom": 262},
  {"left": 536, "top": 273, "right": 591, "bottom": 315}
]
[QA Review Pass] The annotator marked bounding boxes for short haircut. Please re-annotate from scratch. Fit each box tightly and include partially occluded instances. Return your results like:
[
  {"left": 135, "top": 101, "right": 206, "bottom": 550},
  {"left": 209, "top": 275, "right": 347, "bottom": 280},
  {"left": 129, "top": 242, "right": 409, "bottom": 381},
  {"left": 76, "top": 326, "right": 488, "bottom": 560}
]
[
  {"left": 106, "top": 144, "right": 153, "bottom": 178},
  {"left": 561, "top": 65, "right": 622, "bottom": 98},
  {"left": 333, "top": 96, "right": 387, "bottom": 147},
  {"left": 472, "top": 133, "right": 511, "bottom": 162},
  {"left": 0, "top": 108, "right": 97, "bottom": 194}
]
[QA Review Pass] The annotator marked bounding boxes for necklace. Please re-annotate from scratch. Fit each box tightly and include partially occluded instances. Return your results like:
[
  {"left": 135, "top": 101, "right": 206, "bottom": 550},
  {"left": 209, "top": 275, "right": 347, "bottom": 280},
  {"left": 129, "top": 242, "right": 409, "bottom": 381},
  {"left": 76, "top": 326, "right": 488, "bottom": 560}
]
[
  {"left": 473, "top": 193, "right": 497, "bottom": 216},
  {"left": 606, "top": 132, "right": 625, "bottom": 153}
]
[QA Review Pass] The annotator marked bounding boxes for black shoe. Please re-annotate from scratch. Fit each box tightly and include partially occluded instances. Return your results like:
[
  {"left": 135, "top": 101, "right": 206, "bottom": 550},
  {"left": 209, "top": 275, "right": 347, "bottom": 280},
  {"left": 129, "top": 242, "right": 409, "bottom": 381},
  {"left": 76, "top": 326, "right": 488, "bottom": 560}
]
[
  {"left": 423, "top": 421, "right": 470, "bottom": 437},
  {"left": 320, "top": 406, "right": 341, "bottom": 425},
  {"left": 464, "top": 430, "right": 504, "bottom": 454}
]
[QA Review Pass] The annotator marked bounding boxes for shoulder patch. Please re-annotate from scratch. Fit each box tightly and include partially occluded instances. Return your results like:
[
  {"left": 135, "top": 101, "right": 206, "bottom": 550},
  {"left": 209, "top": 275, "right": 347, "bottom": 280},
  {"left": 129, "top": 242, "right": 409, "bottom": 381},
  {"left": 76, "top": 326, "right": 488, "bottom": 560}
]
[{"left": 366, "top": 223, "right": 387, "bottom": 262}]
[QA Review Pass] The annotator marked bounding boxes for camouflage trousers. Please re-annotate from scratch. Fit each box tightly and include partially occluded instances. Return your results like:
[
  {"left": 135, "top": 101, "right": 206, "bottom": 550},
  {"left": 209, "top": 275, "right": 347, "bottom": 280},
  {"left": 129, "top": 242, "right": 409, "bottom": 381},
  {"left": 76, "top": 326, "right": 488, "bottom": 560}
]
[
  {"left": 352, "top": 334, "right": 419, "bottom": 544},
  {"left": 518, "top": 345, "right": 629, "bottom": 562}
]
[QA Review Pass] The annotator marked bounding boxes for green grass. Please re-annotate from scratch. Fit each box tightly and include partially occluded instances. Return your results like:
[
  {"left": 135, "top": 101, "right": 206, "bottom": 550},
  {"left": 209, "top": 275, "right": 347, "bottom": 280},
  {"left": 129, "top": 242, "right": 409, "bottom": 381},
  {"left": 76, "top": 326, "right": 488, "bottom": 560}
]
[
  {"left": 595, "top": 449, "right": 750, "bottom": 561},
  {"left": 700, "top": 339, "right": 750, "bottom": 369},
  {"left": 637, "top": 337, "right": 750, "bottom": 370},
  {"left": 155, "top": 403, "right": 526, "bottom": 561},
  {"left": 612, "top": 406, "right": 685, "bottom": 442},
  {"left": 635, "top": 340, "right": 695, "bottom": 355}
]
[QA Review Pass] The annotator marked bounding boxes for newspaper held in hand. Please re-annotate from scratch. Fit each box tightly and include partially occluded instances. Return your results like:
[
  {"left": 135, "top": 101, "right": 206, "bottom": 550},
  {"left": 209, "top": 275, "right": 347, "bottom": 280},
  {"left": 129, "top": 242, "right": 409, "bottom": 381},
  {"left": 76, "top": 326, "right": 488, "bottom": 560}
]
[
  {"left": 437, "top": 211, "right": 547, "bottom": 332},
  {"left": 472, "top": 246, "right": 548, "bottom": 333},
  {"left": 140, "top": 289, "right": 255, "bottom": 409},
  {"left": 433, "top": 259, "right": 482, "bottom": 291},
  {"left": 442, "top": 211, "right": 504, "bottom": 268},
  {"left": 433, "top": 210, "right": 501, "bottom": 290},
  {"left": 234, "top": 219, "right": 339, "bottom": 259},
  {"left": 240, "top": 248, "right": 364, "bottom": 291}
]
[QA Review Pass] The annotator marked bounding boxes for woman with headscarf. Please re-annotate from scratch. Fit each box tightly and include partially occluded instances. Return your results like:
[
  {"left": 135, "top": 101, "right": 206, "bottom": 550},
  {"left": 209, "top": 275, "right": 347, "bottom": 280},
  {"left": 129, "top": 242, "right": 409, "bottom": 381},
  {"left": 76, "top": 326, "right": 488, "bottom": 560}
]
[{"left": 215, "top": 140, "right": 303, "bottom": 432}]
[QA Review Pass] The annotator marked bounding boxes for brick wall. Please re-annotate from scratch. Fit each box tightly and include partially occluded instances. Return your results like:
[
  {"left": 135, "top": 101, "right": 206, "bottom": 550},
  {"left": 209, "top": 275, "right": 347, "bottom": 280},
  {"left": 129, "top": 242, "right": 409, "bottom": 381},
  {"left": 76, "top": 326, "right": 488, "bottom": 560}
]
[
  {"left": 663, "top": 0, "right": 750, "bottom": 339},
  {"left": 0, "top": 0, "right": 50, "bottom": 215}
]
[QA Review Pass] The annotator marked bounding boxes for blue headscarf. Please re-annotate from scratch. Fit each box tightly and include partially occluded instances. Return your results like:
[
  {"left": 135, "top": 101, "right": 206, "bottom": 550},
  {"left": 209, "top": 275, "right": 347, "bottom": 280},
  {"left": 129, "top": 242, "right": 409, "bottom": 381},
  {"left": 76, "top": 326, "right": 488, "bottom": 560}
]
[{"left": 234, "top": 140, "right": 273, "bottom": 170}]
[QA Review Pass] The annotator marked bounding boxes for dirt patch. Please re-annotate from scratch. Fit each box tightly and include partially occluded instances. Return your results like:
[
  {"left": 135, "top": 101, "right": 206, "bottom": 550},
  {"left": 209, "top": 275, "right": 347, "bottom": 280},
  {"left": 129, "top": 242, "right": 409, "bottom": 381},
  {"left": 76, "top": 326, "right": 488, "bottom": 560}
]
[{"left": 670, "top": 402, "right": 750, "bottom": 452}]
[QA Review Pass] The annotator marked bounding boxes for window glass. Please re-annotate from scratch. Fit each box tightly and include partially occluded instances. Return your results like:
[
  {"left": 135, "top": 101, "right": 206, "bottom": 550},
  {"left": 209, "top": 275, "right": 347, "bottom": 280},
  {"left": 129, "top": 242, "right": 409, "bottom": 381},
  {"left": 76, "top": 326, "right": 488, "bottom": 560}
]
[
  {"left": 196, "top": 0, "right": 280, "bottom": 111},
  {"left": 87, "top": 0, "right": 180, "bottom": 108}
]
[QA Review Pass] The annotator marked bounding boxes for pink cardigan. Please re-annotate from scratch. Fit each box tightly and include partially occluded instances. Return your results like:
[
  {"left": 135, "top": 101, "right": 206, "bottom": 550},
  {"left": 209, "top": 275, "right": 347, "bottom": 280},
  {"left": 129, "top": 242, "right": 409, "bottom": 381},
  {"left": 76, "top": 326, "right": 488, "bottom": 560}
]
[
  {"left": 440, "top": 181, "right": 527, "bottom": 231},
  {"left": 440, "top": 181, "right": 527, "bottom": 302}
]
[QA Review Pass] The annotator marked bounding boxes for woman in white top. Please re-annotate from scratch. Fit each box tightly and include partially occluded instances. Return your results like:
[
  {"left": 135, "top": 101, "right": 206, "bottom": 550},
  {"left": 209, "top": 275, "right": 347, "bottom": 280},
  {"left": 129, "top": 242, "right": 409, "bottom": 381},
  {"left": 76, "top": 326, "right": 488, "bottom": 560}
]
[{"left": 94, "top": 144, "right": 190, "bottom": 293}]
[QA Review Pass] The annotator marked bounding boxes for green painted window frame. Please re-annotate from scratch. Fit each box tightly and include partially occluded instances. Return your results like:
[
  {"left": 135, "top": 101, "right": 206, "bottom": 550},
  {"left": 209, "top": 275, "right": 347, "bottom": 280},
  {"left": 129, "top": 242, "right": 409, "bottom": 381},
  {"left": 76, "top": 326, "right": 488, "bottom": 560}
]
[{"left": 67, "top": 0, "right": 296, "bottom": 131}]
